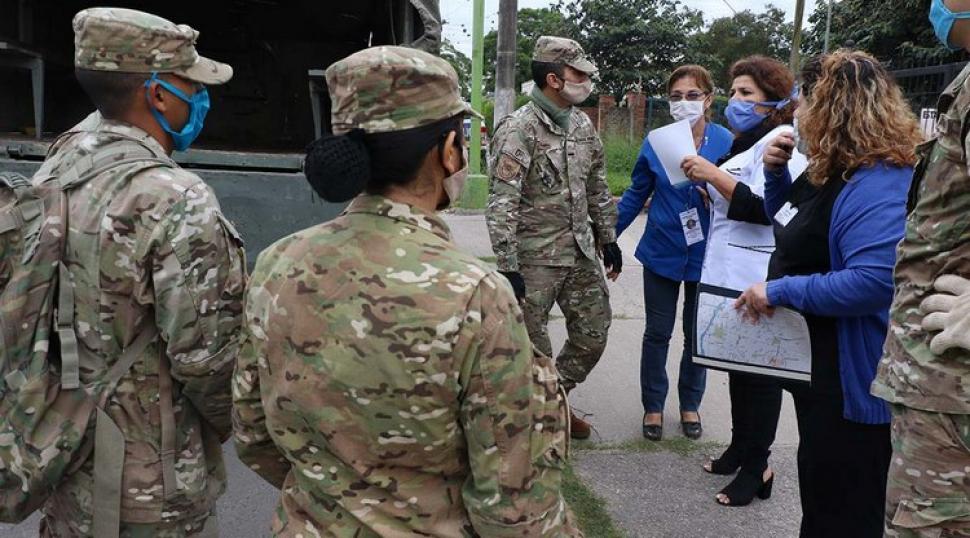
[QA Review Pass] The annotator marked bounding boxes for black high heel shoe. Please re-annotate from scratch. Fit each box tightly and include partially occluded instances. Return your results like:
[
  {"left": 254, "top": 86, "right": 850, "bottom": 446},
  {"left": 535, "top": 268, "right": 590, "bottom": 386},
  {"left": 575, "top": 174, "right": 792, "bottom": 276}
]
[
  {"left": 715, "top": 469, "right": 773, "bottom": 507},
  {"left": 681, "top": 412, "right": 702, "bottom": 440},
  {"left": 704, "top": 444, "right": 742, "bottom": 475},
  {"left": 642, "top": 414, "right": 662, "bottom": 441}
]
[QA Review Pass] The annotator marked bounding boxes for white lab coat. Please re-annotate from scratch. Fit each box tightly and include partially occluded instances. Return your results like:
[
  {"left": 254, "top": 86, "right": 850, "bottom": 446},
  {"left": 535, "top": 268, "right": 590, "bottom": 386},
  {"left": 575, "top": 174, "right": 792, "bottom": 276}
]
[{"left": 700, "top": 125, "right": 810, "bottom": 291}]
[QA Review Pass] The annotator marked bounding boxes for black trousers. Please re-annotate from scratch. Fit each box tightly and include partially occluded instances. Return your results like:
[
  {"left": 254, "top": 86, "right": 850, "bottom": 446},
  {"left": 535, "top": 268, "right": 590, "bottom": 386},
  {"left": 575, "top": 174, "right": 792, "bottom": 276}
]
[
  {"left": 728, "top": 372, "right": 782, "bottom": 473},
  {"left": 785, "top": 381, "right": 891, "bottom": 538},
  {"left": 729, "top": 370, "right": 891, "bottom": 537}
]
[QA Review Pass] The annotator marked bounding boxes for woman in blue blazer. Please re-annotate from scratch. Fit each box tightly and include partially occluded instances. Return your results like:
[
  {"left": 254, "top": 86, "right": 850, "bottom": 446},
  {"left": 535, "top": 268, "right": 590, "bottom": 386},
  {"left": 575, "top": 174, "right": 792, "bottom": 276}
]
[{"left": 616, "top": 65, "right": 733, "bottom": 441}]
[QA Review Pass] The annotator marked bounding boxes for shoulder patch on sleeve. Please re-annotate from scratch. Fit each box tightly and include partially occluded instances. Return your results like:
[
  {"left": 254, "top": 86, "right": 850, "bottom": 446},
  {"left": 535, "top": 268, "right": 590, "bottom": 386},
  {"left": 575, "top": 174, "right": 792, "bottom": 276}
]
[{"left": 495, "top": 152, "right": 526, "bottom": 182}]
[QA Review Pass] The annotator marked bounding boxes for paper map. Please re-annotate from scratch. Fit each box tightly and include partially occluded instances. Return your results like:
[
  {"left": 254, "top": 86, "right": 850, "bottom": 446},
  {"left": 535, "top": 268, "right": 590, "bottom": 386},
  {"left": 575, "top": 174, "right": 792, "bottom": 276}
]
[{"left": 693, "top": 285, "right": 812, "bottom": 381}]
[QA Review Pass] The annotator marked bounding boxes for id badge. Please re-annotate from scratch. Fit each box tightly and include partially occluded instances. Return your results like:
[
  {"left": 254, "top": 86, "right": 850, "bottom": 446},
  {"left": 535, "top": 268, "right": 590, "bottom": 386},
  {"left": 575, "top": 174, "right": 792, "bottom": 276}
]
[
  {"left": 680, "top": 207, "right": 704, "bottom": 246},
  {"left": 774, "top": 202, "right": 799, "bottom": 227}
]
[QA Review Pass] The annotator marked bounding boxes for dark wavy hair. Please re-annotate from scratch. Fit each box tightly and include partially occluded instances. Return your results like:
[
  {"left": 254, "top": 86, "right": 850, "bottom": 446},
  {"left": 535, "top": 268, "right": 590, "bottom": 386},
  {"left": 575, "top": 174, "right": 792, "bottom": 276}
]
[{"left": 729, "top": 55, "right": 796, "bottom": 131}]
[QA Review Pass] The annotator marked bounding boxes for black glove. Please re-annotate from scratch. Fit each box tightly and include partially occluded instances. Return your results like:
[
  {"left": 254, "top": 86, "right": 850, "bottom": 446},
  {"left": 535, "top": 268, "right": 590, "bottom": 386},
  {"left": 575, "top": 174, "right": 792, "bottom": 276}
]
[
  {"left": 602, "top": 242, "right": 623, "bottom": 275},
  {"left": 499, "top": 271, "right": 527, "bottom": 301}
]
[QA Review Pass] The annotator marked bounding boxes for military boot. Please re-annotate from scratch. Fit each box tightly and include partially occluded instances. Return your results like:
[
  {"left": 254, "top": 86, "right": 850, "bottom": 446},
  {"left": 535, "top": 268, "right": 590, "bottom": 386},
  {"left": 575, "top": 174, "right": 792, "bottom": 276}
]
[{"left": 570, "top": 409, "right": 592, "bottom": 440}]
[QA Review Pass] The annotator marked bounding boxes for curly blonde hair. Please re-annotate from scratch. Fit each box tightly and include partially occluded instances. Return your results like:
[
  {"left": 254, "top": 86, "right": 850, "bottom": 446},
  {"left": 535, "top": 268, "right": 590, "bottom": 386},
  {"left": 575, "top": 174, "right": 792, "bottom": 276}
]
[{"left": 799, "top": 50, "right": 922, "bottom": 185}]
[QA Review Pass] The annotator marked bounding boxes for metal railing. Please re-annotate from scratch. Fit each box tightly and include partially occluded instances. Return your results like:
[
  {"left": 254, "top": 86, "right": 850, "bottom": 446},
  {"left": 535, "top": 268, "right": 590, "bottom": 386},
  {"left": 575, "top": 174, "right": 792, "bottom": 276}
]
[{"left": 892, "top": 61, "right": 968, "bottom": 113}]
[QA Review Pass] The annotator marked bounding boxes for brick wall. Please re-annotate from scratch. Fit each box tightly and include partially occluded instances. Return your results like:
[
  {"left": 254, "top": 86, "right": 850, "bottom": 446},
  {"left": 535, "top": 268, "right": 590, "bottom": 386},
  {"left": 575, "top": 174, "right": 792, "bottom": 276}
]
[{"left": 577, "top": 92, "right": 647, "bottom": 141}]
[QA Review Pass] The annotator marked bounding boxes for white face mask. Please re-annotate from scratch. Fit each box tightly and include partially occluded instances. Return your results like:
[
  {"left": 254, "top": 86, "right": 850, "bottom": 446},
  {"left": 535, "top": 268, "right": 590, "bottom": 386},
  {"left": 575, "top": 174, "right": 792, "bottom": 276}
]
[
  {"left": 670, "top": 100, "right": 706, "bottom": 126},
  {"left": 560, "top": 78, "right": 593, "bottom": 105},
  {"left": 793, "top": 116, "right": 808, "bottom": 155},
  {"left": 440, "top": 146, "right": 468, "bottom": 210}
]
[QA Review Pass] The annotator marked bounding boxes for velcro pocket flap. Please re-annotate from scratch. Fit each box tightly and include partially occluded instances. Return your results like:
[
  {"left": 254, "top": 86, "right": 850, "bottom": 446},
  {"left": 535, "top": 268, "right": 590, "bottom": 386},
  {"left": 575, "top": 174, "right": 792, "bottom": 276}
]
[{"left": 892, "top": 497, "right": 970, "bottom": 531}]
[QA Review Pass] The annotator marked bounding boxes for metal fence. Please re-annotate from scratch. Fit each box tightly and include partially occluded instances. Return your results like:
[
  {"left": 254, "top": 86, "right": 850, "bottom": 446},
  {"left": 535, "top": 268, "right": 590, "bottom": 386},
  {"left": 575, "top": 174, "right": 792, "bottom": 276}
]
[
  {"left": 643, "top": 98, "right": 730, "bottom": 134},
  {"left": 891, "top": 61, "right": 967, "bottom": 112}
]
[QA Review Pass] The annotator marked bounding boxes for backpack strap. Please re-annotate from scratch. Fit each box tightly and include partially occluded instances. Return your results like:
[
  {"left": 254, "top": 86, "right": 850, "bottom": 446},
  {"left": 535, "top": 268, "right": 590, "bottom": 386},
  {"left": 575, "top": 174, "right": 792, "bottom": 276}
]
[
  {"left": 58, "top": 147, "right": 173, "bottom": 191},
  {"left": 90, "top": 327, "right": 158, "bottom": 538},
  {"left": 157, "top": 353, "right": 178, "bottom": 502},
  {"left": 88, "top": 332, "right": 180, "bottom": 538},
  {"left": 0, "top": 200, "right": 41, "bottom": 236},
  {"left": 0, "top": 173, "right": 41, "bottom": 235}
]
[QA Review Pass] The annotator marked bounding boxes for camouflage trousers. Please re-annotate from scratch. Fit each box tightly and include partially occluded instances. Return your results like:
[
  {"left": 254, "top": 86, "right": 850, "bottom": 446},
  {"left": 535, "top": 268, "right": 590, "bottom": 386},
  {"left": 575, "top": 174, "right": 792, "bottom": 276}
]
[
  {"left": 40, "top": 509, "right": 218, "bottom": 537},
  {"left": 885, "top": 404, "right": 970, "bottom": 537},
  {"left": 520, "top": 255, "right": 611, "bottom": 392}
]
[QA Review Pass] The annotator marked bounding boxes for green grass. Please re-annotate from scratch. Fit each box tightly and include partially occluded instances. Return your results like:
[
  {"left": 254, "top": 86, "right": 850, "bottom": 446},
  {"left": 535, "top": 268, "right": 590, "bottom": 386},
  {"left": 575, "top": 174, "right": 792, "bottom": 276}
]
[
  {"left": 602, "top": 134, "right": 641, "bottom": 196},
  {"left": 477, "top": 255, "right": 497, "bottom": 264},
  {"left": 607, "top": 170, "right": 633, "bottom": 198},
  {"left": 563, "top": 463, "right": 627, "bottom": 538}
]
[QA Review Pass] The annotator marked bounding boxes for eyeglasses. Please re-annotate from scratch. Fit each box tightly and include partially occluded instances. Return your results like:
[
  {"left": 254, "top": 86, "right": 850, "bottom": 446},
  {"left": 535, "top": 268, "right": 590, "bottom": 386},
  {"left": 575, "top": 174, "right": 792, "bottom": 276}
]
[{"left": 668, "top": 91, "right": 708, "bottom": 102}]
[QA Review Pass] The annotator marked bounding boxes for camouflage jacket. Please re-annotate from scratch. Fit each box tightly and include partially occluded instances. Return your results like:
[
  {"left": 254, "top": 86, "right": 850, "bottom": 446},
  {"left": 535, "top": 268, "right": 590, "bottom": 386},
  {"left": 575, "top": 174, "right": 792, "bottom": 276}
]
[
  {"left": 486, "top": 101, "right": 617, "bottom": 272},
  {"left": 232, "top": 194, "right": 580, "bottom": 537},
  {"left": 873, "top": 63, "right": 970, "bottom": 413},
  {"left": 40, "top": 112, "right": 247, "bottom": 525}
]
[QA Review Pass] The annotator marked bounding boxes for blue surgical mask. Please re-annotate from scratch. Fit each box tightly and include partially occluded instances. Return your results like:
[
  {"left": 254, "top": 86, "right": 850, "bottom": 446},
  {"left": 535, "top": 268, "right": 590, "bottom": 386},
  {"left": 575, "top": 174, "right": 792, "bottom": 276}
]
[
  {"left": 725, "top": 97, "right": 790, "bottom": 133},
  {"left": 144, "top": 72, "right": 210, "bottom": 152},
  {"left": 930, "top": 0, "right": 970, "bottom": 50}
]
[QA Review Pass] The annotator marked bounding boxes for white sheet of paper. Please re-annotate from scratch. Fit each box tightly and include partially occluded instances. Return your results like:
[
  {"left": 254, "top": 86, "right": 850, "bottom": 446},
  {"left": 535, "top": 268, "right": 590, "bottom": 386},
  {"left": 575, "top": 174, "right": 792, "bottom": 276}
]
[{"left": 647, "top": 119, "right": 697, "bottom": 186}]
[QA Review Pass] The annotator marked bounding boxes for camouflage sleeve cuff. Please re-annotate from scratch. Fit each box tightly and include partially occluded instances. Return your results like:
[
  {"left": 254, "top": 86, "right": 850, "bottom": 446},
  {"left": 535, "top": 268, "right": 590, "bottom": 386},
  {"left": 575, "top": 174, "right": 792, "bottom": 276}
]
[
  {"left": 496, "top": 254, "right": 519, "bottom": 273},
  {"left": 597, "top": 228, "right": 617, "bottom": 246}
]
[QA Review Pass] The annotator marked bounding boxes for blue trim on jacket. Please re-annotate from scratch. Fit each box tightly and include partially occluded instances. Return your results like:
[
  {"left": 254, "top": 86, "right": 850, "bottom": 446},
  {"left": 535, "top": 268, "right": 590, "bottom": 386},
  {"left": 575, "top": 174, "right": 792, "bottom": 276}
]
[
  {"left": 764, "top": 163, "right": 913, "bottom": 424},
  {"left": 616, "top": 122, "right": 733, "bottom": 282}
]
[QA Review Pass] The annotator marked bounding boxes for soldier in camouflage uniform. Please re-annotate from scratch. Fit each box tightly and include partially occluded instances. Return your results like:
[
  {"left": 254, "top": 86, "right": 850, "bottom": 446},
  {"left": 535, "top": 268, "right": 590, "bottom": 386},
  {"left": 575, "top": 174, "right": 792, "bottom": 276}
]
[
  {"left": 486, "top": 36, "right": 620, "bottom": 439},
  {"left": 232, "top": 46, "right": 580, "bottom": 537},
  {"left": 873, "top": 2, "right": 970, "bottom": 536},
  {"left": 38, "top": 8, "right": 246, "bottom": 537}
]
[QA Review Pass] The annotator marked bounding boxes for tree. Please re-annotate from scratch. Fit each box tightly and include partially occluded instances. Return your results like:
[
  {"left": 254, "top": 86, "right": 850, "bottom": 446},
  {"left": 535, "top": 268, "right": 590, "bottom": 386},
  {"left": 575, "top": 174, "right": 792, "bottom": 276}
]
[
  {"left": 482, "top": 8, "right": 570, "bottom": 94},
  {"left": 440, "top": 38, "right": 472, "bottom": 101},
  {"left": 556, "top": 0, "right": 706, "bottom": 98},
  {"left": 802, "top": 0, "right": 966, "bottom": 68},
  {"left": 692, "top": 6, "right": 794, "bottom": 91}
]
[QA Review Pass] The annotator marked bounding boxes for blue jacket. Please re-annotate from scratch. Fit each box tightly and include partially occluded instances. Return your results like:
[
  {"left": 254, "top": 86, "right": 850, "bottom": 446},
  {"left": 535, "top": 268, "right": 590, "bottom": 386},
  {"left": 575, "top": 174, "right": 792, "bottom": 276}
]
[
  {"left": 765, "top": 163, "right": 913, "bottom": 424},
  {"left": 616, "top": 122, "right": 733, "bottom": 282}
]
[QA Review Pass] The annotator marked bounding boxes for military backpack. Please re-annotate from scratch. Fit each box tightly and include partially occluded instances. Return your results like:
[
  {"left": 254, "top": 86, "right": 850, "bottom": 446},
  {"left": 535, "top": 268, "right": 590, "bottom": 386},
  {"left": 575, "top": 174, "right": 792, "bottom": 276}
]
[{"left": 0, "top": 136, "right": 173, "bottom": 535}]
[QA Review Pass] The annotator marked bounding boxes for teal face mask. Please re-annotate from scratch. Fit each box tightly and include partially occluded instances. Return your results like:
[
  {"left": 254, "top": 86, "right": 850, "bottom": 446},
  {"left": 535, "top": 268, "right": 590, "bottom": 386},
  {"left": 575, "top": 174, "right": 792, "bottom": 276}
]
[
  {"left": 930, "top": 0, "right": 970, "bottom": 51},
  {"left": 144, "top": 73, "right": 210, "bottom": 151}
]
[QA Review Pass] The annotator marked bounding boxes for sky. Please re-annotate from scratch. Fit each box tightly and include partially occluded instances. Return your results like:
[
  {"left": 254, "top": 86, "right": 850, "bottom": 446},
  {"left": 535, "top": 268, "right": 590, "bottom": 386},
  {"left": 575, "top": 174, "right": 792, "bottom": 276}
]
[{"left": 442, "top": 0, "right": 823, "bottom": 56}]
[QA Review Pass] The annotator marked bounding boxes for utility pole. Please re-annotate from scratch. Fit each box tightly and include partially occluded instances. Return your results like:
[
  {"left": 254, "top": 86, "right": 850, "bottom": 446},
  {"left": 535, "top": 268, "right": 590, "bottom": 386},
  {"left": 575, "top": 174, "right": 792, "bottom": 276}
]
[
  {"left": 470, "top": 0, "right": 485, "bottom": 178},
  {"left": 823, "top": 0, "right": 834, "bottom": 53},
  {"left": 790, "top": 0, "right": 806, "bottom": 71},
  {"left": 494, "top": 0, "right": 518, "bottom": 128}
]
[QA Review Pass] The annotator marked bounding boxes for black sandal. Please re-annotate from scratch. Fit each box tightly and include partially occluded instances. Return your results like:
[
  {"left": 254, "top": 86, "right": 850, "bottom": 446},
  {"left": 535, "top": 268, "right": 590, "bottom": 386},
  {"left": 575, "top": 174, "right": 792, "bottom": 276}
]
[
  {"left": 704, "top": 444, "right": 742, "bottom": 475},
  {"left": 715, "top": 469, "right": 774, "bottom": 507}
]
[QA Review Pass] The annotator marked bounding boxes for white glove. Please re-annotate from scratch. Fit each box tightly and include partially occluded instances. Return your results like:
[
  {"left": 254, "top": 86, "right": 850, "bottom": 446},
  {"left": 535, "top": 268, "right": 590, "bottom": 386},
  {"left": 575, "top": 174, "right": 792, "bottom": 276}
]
[{"left": 920, "top": 274, "right": 970, "bottom": 355}]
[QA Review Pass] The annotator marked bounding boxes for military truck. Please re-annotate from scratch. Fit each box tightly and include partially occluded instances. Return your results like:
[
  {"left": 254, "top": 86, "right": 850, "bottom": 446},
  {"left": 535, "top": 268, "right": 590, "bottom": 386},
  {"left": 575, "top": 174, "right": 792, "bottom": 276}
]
[{"left": 0, "top": 0, "right": 441, "bottom": 267}]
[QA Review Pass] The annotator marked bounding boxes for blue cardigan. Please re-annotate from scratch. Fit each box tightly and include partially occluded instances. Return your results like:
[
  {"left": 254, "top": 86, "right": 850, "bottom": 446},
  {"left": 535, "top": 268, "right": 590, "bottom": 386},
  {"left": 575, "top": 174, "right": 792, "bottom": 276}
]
[
  {"left": 764, "top": 163, "right": 912, "bottom": 424},
  {"left": 616, "top": 122, "right": 733, "bottom": 282}
]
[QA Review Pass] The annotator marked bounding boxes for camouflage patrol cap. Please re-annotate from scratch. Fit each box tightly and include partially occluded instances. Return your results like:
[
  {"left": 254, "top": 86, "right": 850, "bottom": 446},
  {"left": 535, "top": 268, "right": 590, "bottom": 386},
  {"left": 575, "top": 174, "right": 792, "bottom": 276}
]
[
  {"left": 326, "top": 45, "right": 482, "bottom": 135},
  {"left": 73, "top": 8, "right": 232, "bottom": 85},
  {"left": 533, "top": 36, "right": 597, "bottom": 75}
]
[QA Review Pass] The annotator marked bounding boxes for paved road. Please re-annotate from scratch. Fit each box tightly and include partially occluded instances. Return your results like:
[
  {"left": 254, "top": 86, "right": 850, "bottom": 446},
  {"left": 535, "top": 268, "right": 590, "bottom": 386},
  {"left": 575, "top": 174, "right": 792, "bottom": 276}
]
[{"left": 2, "top": 212, "right": 804, "bottom": 537}]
